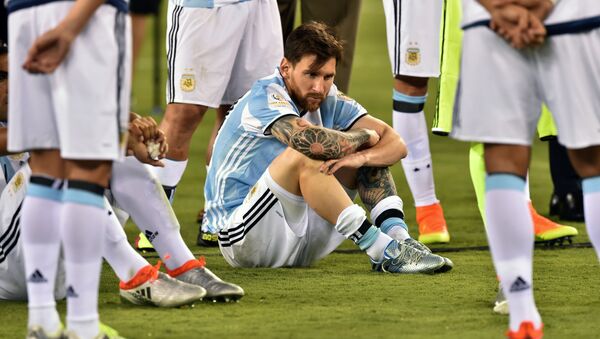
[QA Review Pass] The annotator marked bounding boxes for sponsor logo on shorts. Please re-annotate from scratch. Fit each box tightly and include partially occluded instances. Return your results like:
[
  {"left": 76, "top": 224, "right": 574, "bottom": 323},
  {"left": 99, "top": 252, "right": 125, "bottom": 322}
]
[
  {"left": 405, "top": 47, "right": 421, "bottom": 66},
  {"left": 180, "top": 74, "right": 196, "bottom": 92}
]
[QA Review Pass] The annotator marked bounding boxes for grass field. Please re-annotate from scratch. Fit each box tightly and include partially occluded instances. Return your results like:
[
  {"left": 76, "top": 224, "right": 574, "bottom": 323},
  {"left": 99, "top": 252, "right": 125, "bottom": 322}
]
[{"left": 3, "top": 1, "right": 600, "bottom": 338}]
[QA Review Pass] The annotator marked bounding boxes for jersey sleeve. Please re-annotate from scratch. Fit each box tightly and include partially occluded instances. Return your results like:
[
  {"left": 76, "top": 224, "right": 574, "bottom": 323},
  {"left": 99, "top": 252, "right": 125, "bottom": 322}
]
[
  {"left": 242, "top": 83, "right": 300, "bottom": 136},
  {"left": 331, "top": 89, "right": 368, "bottom": 131}
]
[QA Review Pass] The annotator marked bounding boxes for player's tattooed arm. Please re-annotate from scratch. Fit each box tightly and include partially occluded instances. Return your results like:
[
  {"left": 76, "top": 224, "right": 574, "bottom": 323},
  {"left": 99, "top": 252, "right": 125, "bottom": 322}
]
[
  {"left": 270, "top": 116, "right": 379, "bottom": 161},
  {"left": 356, "top": 166, "right": 397, "bottom": 212}
]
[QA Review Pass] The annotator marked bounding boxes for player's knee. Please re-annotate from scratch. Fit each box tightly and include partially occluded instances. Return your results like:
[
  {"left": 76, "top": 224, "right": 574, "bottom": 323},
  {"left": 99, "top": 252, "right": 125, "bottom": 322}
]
[{"left": 394, "top": 75, "right": 429, "bottom": 96}]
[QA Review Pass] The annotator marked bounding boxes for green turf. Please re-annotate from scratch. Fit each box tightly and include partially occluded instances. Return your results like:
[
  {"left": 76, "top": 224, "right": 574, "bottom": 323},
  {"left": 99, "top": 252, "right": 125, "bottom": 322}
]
[{"left": 3, "top": 1, "right": 600, "bottom": 338}]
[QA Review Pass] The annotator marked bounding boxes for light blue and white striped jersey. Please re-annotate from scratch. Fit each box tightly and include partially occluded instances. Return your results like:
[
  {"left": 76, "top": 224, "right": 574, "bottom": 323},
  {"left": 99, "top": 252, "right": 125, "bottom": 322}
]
[
  {"left": 203, "top": 69, "right": 367, "bottom": 233},
  {"left": 170, "top": 0, "right": 251, "bottom": 8}
]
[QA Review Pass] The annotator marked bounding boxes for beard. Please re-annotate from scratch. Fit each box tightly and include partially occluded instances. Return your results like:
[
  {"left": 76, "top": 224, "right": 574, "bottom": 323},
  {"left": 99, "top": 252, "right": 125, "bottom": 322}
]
[{"left": 299, "top": 93, "right": 324, "bottom": 112}]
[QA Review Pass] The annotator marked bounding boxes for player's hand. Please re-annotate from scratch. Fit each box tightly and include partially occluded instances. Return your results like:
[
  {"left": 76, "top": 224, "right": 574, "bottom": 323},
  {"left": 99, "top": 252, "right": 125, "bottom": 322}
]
[
  {"left": 319, "top": 152, "right": 368, "bottom": 175},
  {"left": 489, "top": 5, "right": 546, "bottom": 48},
  {"left": 492, "top": 0, "right": 555, "bottom": 21},
  {"left": 127, "top": 115, "right": 168, "bottom": 166},
  {"left": 23, "top": 24, "right": 76, "bottom": 74}
]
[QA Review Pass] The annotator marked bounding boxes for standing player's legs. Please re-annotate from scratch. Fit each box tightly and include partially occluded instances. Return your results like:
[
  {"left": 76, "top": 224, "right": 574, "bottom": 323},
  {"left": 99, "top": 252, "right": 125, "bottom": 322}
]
[
  {"left": 383, "top": 0, "right": 448, "bottom": 244},
  {"left": 153, "top": 2, "right": 251, "bottom": 203},
  {"left": 452, "top": 26, "right": 544, "bottom": 335}
]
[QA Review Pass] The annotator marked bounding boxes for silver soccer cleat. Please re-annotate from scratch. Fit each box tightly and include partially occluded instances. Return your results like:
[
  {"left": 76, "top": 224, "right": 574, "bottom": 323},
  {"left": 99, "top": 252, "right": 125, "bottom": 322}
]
[
  {"left": 175, "top": 266, "right": 245, "bottom": 302},
  {"left": 372, "top": 239, "right": 447, "bottom": 274},
  {"left": 403, "top": 238, "right": 454, "bottom": 273},
  {"left": 120, "top": 271, "right": 206, "bottom": 307}
]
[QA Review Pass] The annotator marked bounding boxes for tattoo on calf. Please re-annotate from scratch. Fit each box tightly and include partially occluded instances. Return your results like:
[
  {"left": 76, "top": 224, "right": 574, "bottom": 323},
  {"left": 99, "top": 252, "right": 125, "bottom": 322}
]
[{"left": 357, "top": 167, "right": 397, "bottom": 212}]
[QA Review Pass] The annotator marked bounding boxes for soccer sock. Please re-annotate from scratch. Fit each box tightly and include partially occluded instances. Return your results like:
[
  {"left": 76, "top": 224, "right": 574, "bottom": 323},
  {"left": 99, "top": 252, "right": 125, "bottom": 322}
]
[
  {"left": 112, "top": 157, "right": 194, "bottom": 270},
  {"left": 335, "top": 204, "right": 392, "bottom": 262},
  {"left": 62, "top": 180, "right": 107, "bottom": 339},
  {"left": 370, "top": 196, "right": 411, "bottom": 241},
  {"left": 582, "top": 176, "right": 600, "bottom": 260},
  {"left": 149, "top": 158, "right": 188, "bottom": 203},
  {"left": 392, "top": 90, "right": 438, "bottom": 207},
  {"left": 22, "top": 176, "right": 63, "bottom": 332},
  {"left": 103, "top": 203, "right": 148, "bottom": 282},
  {"left": 485, "top": 174, "right": 541, "bottom": 331}
]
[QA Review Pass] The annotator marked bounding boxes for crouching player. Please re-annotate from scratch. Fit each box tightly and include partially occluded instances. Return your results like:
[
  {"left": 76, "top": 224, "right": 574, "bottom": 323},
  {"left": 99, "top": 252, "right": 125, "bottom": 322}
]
[{"left": 203, "top": 22, "right": 454, "bottom": 272}]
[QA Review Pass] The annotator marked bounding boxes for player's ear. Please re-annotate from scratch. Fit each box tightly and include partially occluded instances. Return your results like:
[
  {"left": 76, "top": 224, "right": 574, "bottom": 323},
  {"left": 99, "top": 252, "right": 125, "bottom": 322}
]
[{"left": 280, "top": 58, "right": 291, "bottom": 78}]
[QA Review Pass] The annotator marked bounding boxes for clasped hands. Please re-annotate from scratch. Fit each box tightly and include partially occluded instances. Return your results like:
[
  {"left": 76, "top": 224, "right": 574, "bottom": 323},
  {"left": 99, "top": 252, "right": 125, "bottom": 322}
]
[{"left": 484, "top": 0, "right": 555, "bottom": 48}]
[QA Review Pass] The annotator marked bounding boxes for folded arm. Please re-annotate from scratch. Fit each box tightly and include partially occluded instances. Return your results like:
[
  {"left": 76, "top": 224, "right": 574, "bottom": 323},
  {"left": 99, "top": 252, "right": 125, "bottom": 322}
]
[{"left": 270, "top": 115, "right": 379, "bottom": 161}]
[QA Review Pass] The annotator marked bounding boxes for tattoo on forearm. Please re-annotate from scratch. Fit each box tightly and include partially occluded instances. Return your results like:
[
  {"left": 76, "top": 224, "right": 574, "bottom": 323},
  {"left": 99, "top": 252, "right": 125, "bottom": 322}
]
[
  {"left": 357, "top": 167, "right": 397, "bottom": 212},
  {"left": 271, "top": 117, "right": 370, "bottom": 161}
]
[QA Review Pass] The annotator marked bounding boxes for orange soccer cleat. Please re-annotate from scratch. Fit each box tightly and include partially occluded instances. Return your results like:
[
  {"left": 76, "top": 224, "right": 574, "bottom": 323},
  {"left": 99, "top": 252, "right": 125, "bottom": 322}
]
[
  {"left": 416, "top": 202, "right": 450, "bottom": 244},
  {"left": 529, "top": 202, "right": 578, "bottom": 243},
  {"left": 506, "top": 321, "right": 544, "bottom": 339}
]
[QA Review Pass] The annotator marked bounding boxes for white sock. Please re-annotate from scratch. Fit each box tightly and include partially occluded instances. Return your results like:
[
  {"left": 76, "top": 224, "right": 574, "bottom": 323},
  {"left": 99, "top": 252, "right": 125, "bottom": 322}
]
[
  {"left": 393, "top": 110, "right": 438, "bottom": 207},
  {"left": 583, "top": 177, "right": 600, "bottom": 261},
  {"left": 62, "top": 182, "right": 107, "bottom": 339},
  {"left": 365, "top": 232, "right": 394, "bottom": 262},
  {"left": 103, "top": 203, "right": 148, "bottom": 282},
  {"left": 150, "top": 158, "right": 188, "bottom": 187},
  {"left": 485, "top": 174, "right": 541, "bottom": 331},
  {"left": 22, "top": 176, "right": 63, "bottom": 333},
  {"left": 112, "top": 157, "right": 194, "bottom": 270},
  {"left": 386, "top": 226, "right": 411, "bottom": 241}
]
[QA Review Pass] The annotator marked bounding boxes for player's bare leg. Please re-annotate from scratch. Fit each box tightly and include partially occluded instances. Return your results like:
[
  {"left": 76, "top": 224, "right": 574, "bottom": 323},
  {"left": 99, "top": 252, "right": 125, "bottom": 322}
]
[
  {"left": 155, "top": 102, "right": 208, "bottom": 200},
  {"left": 393, "top": 75, "right": 450, "bottom": 244},
  {"left": 483, "top": 143, "right": 542, "bottom": 333},
  {"left": 567, "top": 145, "right": 600, "bottom": 260},
  {"left": 268, "top": 148, "right": 447, "bottom": 273},
  {"left": 22, "top": 150, "right": 64, "bottom": 336}
]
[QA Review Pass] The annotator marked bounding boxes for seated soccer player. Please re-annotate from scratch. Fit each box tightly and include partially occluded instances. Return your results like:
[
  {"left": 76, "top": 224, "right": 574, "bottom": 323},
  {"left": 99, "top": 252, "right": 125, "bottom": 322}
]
[{"left": 202, "top": 22, "right": 453, "bottom": 273}]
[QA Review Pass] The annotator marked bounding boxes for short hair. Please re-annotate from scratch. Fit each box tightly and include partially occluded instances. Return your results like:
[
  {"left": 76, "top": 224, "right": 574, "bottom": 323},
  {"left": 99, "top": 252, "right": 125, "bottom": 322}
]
[{"left": 284, "top": 21, "right": 344, "bottom": 71}]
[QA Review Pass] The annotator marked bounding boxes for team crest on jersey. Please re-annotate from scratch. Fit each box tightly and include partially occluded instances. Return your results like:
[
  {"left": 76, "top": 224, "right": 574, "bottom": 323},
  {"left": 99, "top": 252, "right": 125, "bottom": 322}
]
[
  {"left": 268, "top": 93, "right": 292, "bottom": 108},
  {"left": 13, "top": 172, "right": 24, "bottom": 191},
  {"left": 180, "top": 74, "right": 196, "bottom": 92},
  {"left": 405, "top": 47, "right": 421, "bottom": 66}
]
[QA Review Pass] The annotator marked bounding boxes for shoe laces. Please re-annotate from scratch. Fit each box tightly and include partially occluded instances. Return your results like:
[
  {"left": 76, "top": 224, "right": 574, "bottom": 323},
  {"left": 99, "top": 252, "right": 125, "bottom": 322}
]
[{"left": 391, "top": 241, "right": 425, "bottom": 266}]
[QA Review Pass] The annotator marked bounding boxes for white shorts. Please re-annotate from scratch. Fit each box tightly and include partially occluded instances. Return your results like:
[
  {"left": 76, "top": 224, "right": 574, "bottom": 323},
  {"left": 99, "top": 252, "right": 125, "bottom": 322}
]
[
  {"left": 166, "top": 0, "right": 283, "bottom": 107},
  {"left": 7, "top": 3, "right": 131, "bottom": 160},
  {"left": 218, "top": 171, "right": 348, "bottom": 268},
  {"left": 451, "top": 27, "right": 600, "bottom": 149},
  {"left": 0, "top": 165, "right": 66, "bottom": 301},
  {"left": 383, "top": 0, "right": 443, "bottom": 77}
]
